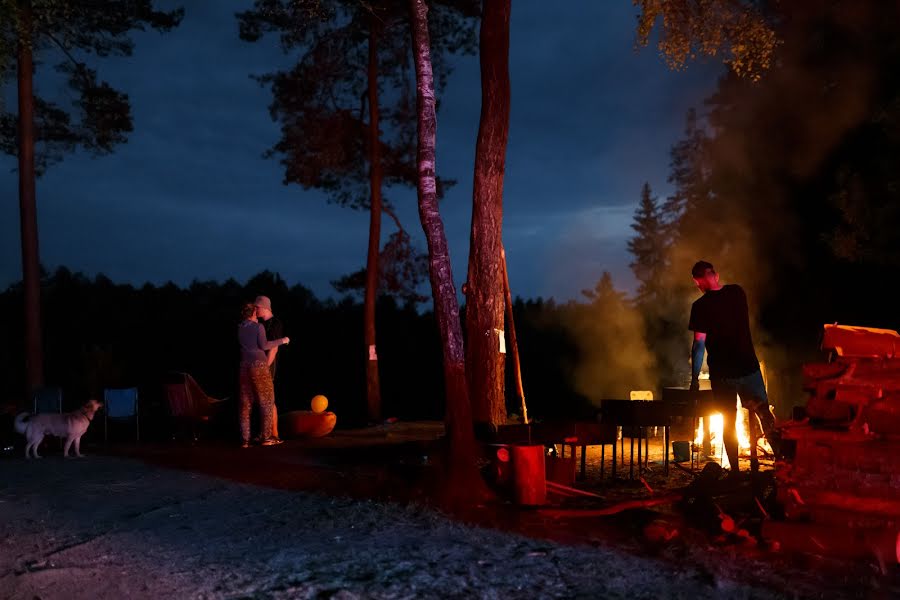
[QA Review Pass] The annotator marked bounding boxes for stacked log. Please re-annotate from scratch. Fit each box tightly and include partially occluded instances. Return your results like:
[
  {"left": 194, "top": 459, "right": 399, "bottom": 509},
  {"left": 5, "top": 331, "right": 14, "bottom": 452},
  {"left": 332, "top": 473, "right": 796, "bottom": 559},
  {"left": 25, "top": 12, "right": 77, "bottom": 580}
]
[{"left": 766, "top": 325, "right": 900, "bottom": 563}]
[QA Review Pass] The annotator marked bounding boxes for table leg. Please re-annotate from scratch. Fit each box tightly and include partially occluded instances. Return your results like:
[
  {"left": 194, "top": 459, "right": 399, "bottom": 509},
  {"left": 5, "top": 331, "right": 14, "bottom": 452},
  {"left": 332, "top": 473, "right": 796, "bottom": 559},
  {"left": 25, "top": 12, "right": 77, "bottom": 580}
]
[
  {"left": 630, "top": 433, "right": 635, "bottom": 480},
  {"left": 612, "top": 436, "right": 617, "bottom": 478},
  {"left": 637, "top": 427, "right": 642, "bottom": 476},
  {"left": 580, "top": 445, "right": 586, "bottom": 480},
  {"left": 664, "top": 425, "right": 670, "bottom": 476}
]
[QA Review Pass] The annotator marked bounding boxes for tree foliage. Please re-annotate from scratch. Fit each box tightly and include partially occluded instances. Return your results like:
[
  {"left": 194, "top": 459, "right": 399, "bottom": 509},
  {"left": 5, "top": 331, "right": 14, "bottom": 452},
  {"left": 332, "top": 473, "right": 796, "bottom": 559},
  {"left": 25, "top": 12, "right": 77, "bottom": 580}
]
[
  {"left": 634, "top": 0, "right": 777, "bottom": 80},
  {"left": 0, "top": 0, "right": 183, "bottom": 171},
  {"left": 627, "top": 182, "right": 667, "bottom": 305},
  {"left": 237, "top": 0, "right": 477, "bottom": 301}
]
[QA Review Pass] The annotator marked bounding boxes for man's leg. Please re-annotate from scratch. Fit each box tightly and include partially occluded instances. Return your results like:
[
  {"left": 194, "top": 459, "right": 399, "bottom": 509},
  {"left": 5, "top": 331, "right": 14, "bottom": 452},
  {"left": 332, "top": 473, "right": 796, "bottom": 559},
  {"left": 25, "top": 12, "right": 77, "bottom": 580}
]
[
  {"left": 270, "top": 367, "right": 279, "bottom": 439},
  {"left": 737, "top": 370, "right": 781, "bottom": 455},
  {"left": 711, "top": 379, "right": 740, "bottom": 471}
]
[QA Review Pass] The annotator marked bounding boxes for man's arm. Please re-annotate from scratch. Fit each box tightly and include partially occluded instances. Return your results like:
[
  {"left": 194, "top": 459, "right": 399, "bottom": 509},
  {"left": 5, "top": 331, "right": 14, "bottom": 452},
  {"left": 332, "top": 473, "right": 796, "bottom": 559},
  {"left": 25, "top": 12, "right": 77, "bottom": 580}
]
[
  {"left": 266, "top": 318, "right": 284, "bottom": 367},
  {"left": 691, "top": 331, "right": 706, "bottom": 390}
]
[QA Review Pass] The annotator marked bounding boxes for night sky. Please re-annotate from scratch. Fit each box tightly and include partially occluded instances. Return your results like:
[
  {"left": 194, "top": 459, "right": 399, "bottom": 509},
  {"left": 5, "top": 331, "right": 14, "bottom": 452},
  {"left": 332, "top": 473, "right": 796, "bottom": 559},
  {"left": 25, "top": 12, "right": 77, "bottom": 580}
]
[{"left": 1, "top": 1, "right": 721, "bottom": 302}]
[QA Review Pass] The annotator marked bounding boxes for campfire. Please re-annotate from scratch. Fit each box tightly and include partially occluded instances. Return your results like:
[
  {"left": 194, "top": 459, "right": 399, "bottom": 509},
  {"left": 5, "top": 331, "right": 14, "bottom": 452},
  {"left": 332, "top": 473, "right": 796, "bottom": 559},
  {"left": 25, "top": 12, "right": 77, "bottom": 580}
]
[{"left": 693, "top": 368, "right": 773, "bottom": 470}]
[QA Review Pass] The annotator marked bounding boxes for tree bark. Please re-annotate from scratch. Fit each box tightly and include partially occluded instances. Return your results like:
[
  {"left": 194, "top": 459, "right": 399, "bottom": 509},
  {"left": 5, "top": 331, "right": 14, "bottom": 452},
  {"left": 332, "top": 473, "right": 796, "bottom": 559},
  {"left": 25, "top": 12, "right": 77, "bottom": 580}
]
[
  {"left": 466, "top": 0, "right": 511, "bottom": 433},
  {"left": 364, "top": 18, "right": 383, "bottom": 424},
  {"left": 16, "top": 0, "right": 44, "bottom": 399},
  {"left": 408, "top": 0, "right": 477, "bottom": 474}
]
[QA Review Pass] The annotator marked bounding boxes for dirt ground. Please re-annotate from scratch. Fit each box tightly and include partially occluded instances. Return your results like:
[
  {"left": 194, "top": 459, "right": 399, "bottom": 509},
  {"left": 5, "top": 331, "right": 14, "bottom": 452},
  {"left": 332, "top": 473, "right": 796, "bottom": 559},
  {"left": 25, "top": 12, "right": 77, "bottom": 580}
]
[{"left": 1, "top": 423, "right": 897, "bottom": 599}]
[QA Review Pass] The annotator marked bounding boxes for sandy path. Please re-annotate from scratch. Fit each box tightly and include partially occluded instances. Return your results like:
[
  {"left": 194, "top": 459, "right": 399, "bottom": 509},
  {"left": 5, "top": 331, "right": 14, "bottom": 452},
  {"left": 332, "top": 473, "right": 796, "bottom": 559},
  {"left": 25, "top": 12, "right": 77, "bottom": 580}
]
[{"left": 0, "top": 455, "right": 803, "bottom": 599}]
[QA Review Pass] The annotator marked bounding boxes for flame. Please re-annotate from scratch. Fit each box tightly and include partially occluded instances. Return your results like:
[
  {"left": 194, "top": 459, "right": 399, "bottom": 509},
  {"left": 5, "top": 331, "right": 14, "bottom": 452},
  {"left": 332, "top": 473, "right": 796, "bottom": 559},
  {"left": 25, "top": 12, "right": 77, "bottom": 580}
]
[
  {"left": 691, "top": 364, "right": 773, "bottom": 469},
  {"left": 694, "top": 395, "right": 773, "bottom": 470}
]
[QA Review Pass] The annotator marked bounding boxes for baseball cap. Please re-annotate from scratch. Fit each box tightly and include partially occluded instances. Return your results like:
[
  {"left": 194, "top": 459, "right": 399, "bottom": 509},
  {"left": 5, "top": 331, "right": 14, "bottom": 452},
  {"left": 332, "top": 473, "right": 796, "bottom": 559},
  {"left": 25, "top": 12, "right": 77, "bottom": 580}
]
[{"left": 253, "top": 295, "right": 272, "bottom": 312}]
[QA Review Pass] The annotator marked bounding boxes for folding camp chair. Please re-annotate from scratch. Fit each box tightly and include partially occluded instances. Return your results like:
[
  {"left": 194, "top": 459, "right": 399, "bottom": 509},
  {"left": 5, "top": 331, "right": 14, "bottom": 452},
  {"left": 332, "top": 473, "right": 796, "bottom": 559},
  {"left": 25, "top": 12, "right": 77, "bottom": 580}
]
[
  {"left": 163, "top": 373, "right": 227, "bottom": 441},
  {"left": 33, "top": 386, "right": 63, "bottom": 414},
  {"left": 103, "top": 387, "right": 140, "bottom": 442}
]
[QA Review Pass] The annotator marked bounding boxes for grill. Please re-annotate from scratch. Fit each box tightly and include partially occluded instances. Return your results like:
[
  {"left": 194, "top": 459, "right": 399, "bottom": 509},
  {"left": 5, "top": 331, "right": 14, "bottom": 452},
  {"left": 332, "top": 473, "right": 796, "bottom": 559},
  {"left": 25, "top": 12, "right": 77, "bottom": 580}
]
[
  {"left": 599, "top": 399, "right": 671, "bottom": 478},
  {"left": 660, "top": 386, "right": 717, "bottom": 417}
]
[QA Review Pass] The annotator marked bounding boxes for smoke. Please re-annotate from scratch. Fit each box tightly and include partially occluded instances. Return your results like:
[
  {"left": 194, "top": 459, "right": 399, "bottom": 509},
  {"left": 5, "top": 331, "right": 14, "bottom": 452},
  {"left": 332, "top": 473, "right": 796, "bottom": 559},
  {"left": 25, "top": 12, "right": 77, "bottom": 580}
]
[
  {"left": 651, "top": 2, "right": 898, "bottom": 415},
  {"left": 558, "top": 276, "right": 658, "bottom": 405}
]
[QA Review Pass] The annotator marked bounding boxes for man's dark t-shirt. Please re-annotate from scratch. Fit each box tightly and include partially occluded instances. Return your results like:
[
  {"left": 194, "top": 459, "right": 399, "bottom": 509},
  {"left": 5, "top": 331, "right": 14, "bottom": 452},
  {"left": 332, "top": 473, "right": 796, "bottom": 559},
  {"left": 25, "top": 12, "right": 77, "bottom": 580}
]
[
  {"left": 688, "top": 284, "right": 759, "bottom": 379},
  {"left": 262, "top": 316, "right": 284, "bottom": 379}
]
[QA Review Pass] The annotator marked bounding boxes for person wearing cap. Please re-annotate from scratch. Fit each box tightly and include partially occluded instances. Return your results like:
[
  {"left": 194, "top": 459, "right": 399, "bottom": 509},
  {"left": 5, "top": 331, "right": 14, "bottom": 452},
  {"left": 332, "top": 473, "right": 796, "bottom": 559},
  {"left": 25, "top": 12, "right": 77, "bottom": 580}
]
[
  {"left": 688, "top": 260, "right": 781, "bottom": 472},
  {"left": 238, "top": 302, "right": 290, "bottom": 447},
  {"left": 255, "top": 295, "right": 284, "bottom": 440}
]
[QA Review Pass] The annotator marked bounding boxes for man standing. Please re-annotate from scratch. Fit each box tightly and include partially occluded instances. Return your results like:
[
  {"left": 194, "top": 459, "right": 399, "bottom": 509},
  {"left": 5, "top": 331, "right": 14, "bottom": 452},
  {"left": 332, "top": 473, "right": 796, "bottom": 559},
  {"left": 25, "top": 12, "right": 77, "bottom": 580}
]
[
  {"left": 255, "top": 295, "right": 284, "bottom": 440},
  {"left": 688, "top": 261, "right": 781, "bottom": 473}
]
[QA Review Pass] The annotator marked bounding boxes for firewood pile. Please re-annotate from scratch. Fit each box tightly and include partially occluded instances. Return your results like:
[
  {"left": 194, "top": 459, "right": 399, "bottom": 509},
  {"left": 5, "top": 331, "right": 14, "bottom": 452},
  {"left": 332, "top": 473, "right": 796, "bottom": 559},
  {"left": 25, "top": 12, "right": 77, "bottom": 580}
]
[{"left": 765, "top": 324, "right": 900, "bottom": 565}]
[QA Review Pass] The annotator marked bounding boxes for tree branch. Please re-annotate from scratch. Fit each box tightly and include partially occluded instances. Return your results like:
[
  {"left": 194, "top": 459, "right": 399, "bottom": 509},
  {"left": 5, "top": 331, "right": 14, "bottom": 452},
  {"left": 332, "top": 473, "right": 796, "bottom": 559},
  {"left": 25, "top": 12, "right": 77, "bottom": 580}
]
[{"left": 41, "top": 29, "right": 91, "bottom": 86}]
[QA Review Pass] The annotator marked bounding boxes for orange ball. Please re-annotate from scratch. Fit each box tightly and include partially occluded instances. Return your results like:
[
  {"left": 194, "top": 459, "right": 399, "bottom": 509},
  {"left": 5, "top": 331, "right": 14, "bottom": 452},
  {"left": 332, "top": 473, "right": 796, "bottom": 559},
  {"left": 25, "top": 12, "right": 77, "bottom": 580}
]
[{"left": 311, "top": 394, "right": 328, "bottom": 413}]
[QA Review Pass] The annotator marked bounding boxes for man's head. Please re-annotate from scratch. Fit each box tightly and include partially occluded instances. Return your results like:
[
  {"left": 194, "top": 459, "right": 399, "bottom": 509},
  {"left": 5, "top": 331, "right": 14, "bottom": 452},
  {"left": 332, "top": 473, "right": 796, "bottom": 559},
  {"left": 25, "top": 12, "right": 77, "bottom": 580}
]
[
  {"left": 254, "top": 295, "right": 274, "bottom": 321},
  {"left": 691, "top": 260, "right": 721, "bottom": 292}
]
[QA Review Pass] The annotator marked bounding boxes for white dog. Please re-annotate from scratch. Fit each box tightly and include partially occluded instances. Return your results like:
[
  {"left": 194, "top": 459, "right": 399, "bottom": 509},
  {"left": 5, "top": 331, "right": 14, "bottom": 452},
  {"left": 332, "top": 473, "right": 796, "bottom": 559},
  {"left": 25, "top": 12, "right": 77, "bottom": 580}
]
[{"left": 14, "top": 399, "right": 103, "bottom": 459}]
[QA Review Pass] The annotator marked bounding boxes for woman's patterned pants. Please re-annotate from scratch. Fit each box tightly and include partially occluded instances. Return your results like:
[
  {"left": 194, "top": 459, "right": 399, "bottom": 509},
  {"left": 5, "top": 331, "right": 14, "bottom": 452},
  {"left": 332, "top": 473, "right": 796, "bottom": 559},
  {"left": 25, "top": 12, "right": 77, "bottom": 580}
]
[{"left": 239, "top": 361, "right": 275, "bottom": 443}]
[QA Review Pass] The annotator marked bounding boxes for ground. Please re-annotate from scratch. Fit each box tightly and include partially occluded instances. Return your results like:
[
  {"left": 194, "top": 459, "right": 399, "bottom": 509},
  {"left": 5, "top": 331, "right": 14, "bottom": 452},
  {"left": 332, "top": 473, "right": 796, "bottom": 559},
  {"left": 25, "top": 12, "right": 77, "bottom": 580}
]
[{"left": 1, "top": 422, "right": 897, "bottom": 599}]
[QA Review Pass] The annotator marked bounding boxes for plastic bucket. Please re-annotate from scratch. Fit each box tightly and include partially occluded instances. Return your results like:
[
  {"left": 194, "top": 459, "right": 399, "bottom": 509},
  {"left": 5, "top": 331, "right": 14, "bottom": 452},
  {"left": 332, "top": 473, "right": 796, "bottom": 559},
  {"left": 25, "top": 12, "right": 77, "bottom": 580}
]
[{"left": 672, "top": 440, "right": 691, "bottom": 463}]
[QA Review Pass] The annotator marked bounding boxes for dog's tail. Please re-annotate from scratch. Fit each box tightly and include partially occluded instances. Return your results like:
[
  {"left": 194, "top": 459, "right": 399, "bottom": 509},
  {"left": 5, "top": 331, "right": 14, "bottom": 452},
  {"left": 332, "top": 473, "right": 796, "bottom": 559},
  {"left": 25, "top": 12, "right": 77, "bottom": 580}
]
[{"left": 14, "top": 412, "right": 30, "bottom": 435}]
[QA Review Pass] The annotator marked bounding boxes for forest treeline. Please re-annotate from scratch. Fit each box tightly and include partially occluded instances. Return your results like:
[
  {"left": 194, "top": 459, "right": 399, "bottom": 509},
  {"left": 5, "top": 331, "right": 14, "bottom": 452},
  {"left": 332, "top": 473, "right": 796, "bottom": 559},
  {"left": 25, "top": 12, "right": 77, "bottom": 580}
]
[{"left": 0, "top": 267, "right": 654, "bottom": 433}]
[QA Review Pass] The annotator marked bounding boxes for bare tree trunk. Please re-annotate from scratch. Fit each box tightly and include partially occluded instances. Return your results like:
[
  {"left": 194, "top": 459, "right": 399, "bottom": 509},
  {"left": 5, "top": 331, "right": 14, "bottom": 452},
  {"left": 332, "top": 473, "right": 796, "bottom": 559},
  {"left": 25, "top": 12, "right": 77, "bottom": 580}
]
[
  {"left": 501, "top": 246, "right": 527, "bottom": 424},
  {"left": 17, "top": 0, "right": 43, "bottom": 400},
  {"left": 364, "top": 18, "right": 383, "bottom": 424},
  {"left": 466, "top": 0, "right": 511, "bottom": 433},
  {"left": 408, "top": 0, "right": 478, "bottom": 476}
]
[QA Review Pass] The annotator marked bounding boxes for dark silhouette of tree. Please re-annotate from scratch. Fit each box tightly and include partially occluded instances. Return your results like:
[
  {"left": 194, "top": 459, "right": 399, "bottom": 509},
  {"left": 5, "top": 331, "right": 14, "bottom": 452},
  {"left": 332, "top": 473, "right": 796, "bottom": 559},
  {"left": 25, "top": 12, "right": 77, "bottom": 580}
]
[
  {"left": 629, "top": 180, "right": 691, "bottom": 386},
  {"left": 238, "top": 0, "right": 476, "bottom": 423},
  {"left": 0, "top": 0, "right": 182, "bottom": 400},
  {"left": 662, "top": 108, "right": 711, "bottom": 234},
  {"left": 465, "top": 0, "right": 510, "bottom": 435},
  {"left": 627, "top": 182, "right": 666, "bottom": 305},
  {"left": 581, "top": 271, "right": 626, "bottom": 306}
]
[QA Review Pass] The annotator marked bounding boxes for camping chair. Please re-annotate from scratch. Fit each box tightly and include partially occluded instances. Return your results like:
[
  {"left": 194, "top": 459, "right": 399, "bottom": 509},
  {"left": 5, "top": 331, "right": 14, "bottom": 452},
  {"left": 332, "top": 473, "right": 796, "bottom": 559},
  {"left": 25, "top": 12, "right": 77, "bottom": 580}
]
[
  {"left": 33, "top": 386, "right": 63, "bottom": 414},
  {"left": 103, "top": 387, "right": 140, "bottom": 442},
  {"left": 163, "top": 372, "right": 227, "bottom": 441}
]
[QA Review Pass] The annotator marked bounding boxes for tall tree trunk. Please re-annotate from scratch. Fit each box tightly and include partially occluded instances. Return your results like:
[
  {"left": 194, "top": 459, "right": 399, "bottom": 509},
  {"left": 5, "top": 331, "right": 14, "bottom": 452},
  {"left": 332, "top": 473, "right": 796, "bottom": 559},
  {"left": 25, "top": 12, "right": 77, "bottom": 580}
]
[
  {"left": 364, "top": 18, "right": 383, "bottom": 424},
  {"left": 466, "top": 0, "right": 511, "bottom": 434},
  {"left": 17, "top": 0, "right": 44, "bottom": 399},
  {"left": 408, "top": 0, "right": 478, "bottom": 477}
]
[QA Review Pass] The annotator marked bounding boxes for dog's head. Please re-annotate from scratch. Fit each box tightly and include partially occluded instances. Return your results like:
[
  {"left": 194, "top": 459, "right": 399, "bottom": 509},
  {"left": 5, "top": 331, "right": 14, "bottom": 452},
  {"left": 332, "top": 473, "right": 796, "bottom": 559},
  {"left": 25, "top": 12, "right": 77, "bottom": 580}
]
[{"left": 84, "top": 399, "right": 104, "bottom": 419}]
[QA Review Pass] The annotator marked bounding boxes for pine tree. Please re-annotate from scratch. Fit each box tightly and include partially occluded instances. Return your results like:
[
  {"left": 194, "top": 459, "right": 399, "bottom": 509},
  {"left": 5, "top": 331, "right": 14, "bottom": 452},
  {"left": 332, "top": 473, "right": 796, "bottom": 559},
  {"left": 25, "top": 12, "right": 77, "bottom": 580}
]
[
  {"left": 627, "top": 182, "right": 666, "bottom": 306},
  {"left": 1, "top": 0, "right": 182, "bottom": 397},
  {"left": 662, "top": 108, "right": 711, "bottom": 235}
]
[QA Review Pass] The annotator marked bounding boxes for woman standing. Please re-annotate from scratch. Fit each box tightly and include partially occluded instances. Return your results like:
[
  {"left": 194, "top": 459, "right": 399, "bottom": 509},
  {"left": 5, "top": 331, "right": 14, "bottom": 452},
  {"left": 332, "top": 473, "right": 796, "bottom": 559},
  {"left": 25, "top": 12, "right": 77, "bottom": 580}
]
[{"left": 238, "top": 303, "right": 289, "bottom": 447}]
